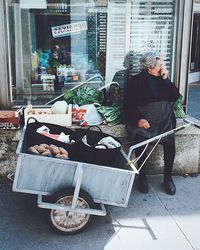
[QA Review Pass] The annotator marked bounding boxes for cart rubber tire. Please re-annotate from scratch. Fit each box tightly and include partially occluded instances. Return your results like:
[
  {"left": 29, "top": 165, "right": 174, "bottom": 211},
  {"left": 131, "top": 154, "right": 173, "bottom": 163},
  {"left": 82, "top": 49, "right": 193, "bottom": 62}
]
[{"left": 47, "top": 188, "right": 95, "bottom": 235}]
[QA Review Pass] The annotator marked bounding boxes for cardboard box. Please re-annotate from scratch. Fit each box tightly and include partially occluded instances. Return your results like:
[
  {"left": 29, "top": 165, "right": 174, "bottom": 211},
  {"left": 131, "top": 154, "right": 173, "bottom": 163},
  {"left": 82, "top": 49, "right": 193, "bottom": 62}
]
[
  {"left": 0, "top": 110, "right": 21, "bottom": 129},
  {"left": 24, "top": 104, "right": 72, "bottom": 127}
]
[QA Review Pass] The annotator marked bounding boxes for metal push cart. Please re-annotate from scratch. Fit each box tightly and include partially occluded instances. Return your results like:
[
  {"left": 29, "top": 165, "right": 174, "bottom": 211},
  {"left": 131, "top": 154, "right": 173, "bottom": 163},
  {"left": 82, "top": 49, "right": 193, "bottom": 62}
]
[{"left": 12, "top": 119, "right": 196, "bottom": 235}]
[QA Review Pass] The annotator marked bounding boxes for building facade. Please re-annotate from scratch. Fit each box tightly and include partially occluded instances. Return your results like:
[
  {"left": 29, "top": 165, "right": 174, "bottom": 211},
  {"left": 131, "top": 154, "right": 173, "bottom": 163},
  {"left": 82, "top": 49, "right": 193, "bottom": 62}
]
[{"left": 0, "top": 0, "right": 193, "bottom": 109}]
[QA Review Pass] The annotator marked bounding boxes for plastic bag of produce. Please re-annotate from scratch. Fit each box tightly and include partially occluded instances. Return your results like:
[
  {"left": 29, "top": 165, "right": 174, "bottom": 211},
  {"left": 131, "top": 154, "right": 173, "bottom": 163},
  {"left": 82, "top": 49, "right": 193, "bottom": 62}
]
[{"left": 72, "top": 104, "right": 103, "bottom": 126}]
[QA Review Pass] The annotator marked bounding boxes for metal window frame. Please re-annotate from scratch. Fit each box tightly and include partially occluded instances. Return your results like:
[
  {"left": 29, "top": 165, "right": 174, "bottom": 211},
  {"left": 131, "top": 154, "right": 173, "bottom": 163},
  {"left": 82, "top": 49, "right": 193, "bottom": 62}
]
[
  {"left": 0, "top": 0, "right": 11, "bottom": 108},
  {"left": 173, "top": 0, "right": 193, "bottom": 112}
]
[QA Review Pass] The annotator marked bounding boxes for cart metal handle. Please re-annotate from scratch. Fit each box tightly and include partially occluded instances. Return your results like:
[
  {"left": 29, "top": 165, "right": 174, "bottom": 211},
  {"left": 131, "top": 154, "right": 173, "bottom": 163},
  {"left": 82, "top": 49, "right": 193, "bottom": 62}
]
[
  {"left": 127, "top": 122, "right": 192, "bottom": 160},
  {"left": 120, "top": 149, "right": 139, "bottom": 174}
]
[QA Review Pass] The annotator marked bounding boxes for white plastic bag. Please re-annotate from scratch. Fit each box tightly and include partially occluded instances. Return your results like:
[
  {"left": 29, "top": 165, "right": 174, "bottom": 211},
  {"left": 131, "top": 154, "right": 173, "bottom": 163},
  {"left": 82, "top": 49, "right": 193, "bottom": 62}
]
[
  {"left": 97, "top": 136, "right": 121, "bottom": 148},
  {"left": 36, "top": 125, "right": 50, "bottom": 133},
  {"left": 81, "top": 104, "right": 102, "bottom": 126},
  {"left": 77, "top": 104, "right": 102, "bottom": 126}
]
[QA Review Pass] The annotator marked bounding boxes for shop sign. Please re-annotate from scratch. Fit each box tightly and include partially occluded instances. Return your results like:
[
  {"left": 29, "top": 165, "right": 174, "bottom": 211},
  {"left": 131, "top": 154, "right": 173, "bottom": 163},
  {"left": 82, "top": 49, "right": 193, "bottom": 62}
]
[
  {"left": 20, "top": 0, "right": 47, "bottom": 9},
  {"left": 51, "top": 21, "right": 87, "bottom": 38}
]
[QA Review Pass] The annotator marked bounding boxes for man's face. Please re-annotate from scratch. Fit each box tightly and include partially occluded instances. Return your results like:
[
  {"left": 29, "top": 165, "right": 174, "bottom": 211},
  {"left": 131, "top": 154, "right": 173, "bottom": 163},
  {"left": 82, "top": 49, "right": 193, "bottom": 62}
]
[{"left": 148, "top": 59, "right": 164, "bottom": 76}]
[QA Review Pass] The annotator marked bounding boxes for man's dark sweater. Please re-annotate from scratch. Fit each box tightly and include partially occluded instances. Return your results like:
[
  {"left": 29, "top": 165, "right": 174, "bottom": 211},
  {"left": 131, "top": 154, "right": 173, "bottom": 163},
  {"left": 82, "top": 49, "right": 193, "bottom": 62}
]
[{"left": 124, "top": 71, "right": 180, "bottom": 124}]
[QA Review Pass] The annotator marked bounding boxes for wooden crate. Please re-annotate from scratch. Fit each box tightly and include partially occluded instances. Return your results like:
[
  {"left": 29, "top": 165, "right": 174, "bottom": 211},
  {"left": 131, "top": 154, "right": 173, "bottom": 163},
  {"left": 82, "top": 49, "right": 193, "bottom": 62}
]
[
  {"left": 24, "top": 104, "right": 72, "bottom": 127},
  {"left": 0, "top": 110, "right": 21, "bottom": 129}
]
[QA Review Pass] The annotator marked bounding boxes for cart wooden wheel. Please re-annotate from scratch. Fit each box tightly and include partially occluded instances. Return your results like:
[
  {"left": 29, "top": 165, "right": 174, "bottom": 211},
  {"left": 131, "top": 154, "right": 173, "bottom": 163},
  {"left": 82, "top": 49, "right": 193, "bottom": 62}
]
[{"left": 47, "top": 188, "right": 95, "bottom": 235}]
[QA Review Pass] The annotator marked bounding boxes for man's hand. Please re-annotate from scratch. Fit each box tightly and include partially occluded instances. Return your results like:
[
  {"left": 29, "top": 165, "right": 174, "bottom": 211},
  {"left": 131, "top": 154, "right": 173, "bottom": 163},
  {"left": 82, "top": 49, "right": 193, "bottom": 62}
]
[
  {"left": 160, "top": 67, "right": 168, "bottom": 79},
  {"left": 138, "top": 119, "right": 150, "bottom": 129}
]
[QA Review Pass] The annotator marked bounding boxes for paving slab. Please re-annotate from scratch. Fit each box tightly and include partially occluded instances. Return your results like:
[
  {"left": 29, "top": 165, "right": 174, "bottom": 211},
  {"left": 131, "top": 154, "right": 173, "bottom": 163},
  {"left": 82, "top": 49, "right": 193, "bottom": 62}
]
[
  {"left": 109, "top": 207, "right": 193, "bottom": 250},
  {"left": 108, "top": 175, "right": 200, "bottom": 250},
  {"left": 170, "top": 207, "right": 200, "bottom": 250}
]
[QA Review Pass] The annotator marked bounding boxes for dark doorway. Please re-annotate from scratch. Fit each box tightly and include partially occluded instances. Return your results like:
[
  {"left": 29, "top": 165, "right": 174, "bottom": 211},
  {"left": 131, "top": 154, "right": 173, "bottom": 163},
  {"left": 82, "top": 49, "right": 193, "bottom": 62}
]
[{"left": 190, "top": 13, "right": 200, "bottom": 72}]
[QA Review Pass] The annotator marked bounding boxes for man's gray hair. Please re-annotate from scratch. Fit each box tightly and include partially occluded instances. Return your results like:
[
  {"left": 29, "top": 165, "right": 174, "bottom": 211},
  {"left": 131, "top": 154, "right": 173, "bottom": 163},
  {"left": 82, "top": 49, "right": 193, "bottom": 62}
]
[{"left": 140, "top": 51, "right": 162, "bottom": 70}]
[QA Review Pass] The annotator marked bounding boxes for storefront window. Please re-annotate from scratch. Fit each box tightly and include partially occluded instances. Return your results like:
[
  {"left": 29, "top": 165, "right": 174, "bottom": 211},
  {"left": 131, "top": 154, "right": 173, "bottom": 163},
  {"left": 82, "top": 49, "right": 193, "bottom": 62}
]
[
  {"left": 6, "top": 0, "right": 177, "bottom": 106},
  {"left": 7, "top": 0, "right": 108, "bottom": 105}
]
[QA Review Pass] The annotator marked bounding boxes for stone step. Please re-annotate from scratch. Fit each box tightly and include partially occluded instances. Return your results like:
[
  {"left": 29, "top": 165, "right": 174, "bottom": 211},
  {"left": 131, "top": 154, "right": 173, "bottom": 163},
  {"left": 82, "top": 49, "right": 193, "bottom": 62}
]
[{"left": 0, "top": 116, "right": 199, "bottom": 177}]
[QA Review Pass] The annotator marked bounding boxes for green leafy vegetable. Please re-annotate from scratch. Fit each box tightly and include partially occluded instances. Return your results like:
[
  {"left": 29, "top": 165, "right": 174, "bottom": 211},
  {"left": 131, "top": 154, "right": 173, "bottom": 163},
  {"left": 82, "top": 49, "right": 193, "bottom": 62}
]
[
  {"left": 171, "top": 95, "right": 186, "bottom": 119},
  {"left": 97, "top": 105, "right": 121, "bottom": 126},
  {"left": 64, "top": 86, "right": 102, "bottom": 106}
]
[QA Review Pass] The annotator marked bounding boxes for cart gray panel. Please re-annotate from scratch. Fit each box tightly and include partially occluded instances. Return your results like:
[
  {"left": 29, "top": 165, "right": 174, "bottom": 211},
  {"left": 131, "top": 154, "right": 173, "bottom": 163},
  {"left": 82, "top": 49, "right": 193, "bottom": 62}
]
[
  {"left": 14, "top": 155, "right": 76, "bottom": 194},
  {"left": 13, "top": 153, "right": 135, "bottom": 207},
  {"left": 80, "top": 165, "right": 134, "bottom": 206}
]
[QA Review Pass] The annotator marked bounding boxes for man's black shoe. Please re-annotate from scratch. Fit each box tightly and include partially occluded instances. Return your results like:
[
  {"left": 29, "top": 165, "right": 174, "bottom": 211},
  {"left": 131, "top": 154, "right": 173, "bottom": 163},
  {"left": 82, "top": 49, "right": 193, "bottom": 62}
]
[
  {"left": 163, "top": 179, "right": 176, "bottom": 195},
  {"left": 138, "top": 176, "right": 149, "bottom": 193}
]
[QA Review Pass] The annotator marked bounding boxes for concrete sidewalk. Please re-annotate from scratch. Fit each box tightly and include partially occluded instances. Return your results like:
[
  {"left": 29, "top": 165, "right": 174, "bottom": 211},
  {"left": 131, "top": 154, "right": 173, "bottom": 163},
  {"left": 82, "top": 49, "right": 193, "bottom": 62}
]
[
  {"left": 107, "top": 174, "right": 200, "bottom": 250},
  {"left": 0, "top": 175, "right": 200, "bottom": 250}
]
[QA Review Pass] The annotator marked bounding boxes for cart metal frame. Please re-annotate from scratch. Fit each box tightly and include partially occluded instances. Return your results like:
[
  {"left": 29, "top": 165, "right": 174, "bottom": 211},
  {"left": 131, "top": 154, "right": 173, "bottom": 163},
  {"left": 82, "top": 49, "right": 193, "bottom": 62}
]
[
  {"left": 12, "top": 119, "right": 197, "bottom": 234},
  {"left": 13, "top": 128, "right": 138, "bottom": 211}
]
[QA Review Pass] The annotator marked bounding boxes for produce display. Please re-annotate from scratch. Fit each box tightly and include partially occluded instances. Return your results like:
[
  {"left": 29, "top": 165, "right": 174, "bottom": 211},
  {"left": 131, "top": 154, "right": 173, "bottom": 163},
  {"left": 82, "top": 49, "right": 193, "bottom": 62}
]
[
  {"left": 64, "top": 85, "right": 122, "bottom": 126},
  {"left": 27, "top": 144, "right": 69, "bottom": 159}
]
